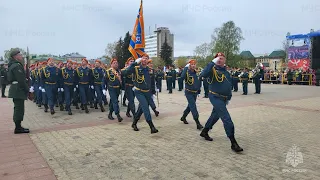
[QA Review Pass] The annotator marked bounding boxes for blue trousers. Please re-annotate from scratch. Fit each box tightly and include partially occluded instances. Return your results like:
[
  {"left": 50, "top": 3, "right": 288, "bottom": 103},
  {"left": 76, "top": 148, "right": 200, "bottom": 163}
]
[
  {"left": 156, "top": 78, "right": 162, "bottom": 92},
  {"left": 94, "top": 84, "right": 103, "bottom": 104},
  {"left": 167, "top": 78, "right": 172, "bottom": 92},
  {"left": 135, "top": 90, "right": 153, "bottom": 122},
  {"left": 108, "top": 87, "right": 120, "bottom": 114},
  {"left": 63, "top": 84, "right": 74, "bottom": 110},
  {"left": 125, "top": 85, "right": 135, "bottom": 114},
  {"left": 183, "top": 91, "right": 199, "bottom": 119},
  {"left": 44, "top": 84, "right": 58, "bottom": 110},
  {"left": 242, "top": 82, "right": 248, "bottom": 95},
  {"left": 79, "top": 84, "right": 90, "bottom": 104},
  {"left": 232, "top": 78, "right": 239, "bottom": 91},
  {"left": 204, "top": 94, "right": 235, "bottom": 137},
  {"left": 178, "top": 78, "right": 183, "bottom": 90},
  {"left": 136, "top": 92, "right": 156, "bottom": 119}
]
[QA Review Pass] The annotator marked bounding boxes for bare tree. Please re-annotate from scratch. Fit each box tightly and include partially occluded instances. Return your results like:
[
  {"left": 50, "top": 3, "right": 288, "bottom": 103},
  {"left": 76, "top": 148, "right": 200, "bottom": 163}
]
[{"left": 105, "top": 41, "right": 117, "bottom": 58}]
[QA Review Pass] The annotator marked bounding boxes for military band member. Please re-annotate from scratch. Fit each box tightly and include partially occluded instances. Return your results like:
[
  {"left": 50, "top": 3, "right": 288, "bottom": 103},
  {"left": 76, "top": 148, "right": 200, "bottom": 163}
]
[
  {"left": 199, "top": 52, "right": 243, "bottom": 153},
  {"left": 253, "top": 64, "right": 264, "bottom": 94},
  {"left": 180, "top": 59, "right": 203, "bottom": 130},
  {"left": 287, "top": 69, "right": 293, "bottom": 85},
  {"left": 7, "top": 49, "right": 30, "bottom": 134},
  {"left": 156, "top": 67, "right": 164, "bottom": 92},
  {"left": 172, "top": 66, "right": 177, "bottom": 89},
  {"left": 177, "top": 67, "right": 184, "bottom": 91},
  {"left": 41, "top": 58, "right": 61, "bottom": 115},
  {"left": 61, "top": 60, "right": 77, "bottom": 115},
  {"left": 127, "top": 54, "right": 158, "bottom": 134},
  {"left": 92, "top": 59, "right": 105, "bottom": 112},
  {"left": 240, "top": 68, "right": 249, "bottom": 95},
  {"left": 105, "top": 58, "right": 123, "bottom": 122},
  {"left": 76, "top": 58, "right": 93, "bottom": 113}
]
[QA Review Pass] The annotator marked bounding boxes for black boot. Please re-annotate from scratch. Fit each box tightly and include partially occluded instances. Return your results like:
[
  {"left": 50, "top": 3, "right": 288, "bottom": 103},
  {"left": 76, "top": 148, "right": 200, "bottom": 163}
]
[
  {"left": 37, "top": 103, "right": 41, "bottom": 107},
  {"left": 50, "top": 109, "right": 55, "bottom": 115},
  {"left": 90, "top": 102, "right": 94, "bottom": 108},
  {"left": 80, "top": 104, "right": 84, "bottom": 110},
  {"left": 84, "top": 105, "right": 89, "bottom": 113},
  {"left": 194, "top": 119, "right": 203, "bottom": 130},
  {"left": 126, "top": 110, "right": 132, "bottom": 117},
  {"left": 104, "top": 101, "right": 108, "bottom": 105},
  {"left": 117, "top": 114, "right": 123, "bottom": 122},
  {"left": 229, "top": 136, "right": 243, "bottom": 152},
  {"left": 75, "top": 104, "right": 80, "bottom": 109},
  {"left": 180, "top": 114, "right": 188, "bottom": 124},
  {"left": 200, "top": 128, "right": 213, "bottom": 141},
  {"left": 44, "top": 104, "right": 48, "bottom": 113},
  {"left": 99, "top": 103, "right": 105, "bottom": 112},
  {"left": 68, "top": 110, "right": 72, "bottom": 115},
  {"left": 108, "top": 112, "right": 114, "bottom": 120},
  {"left": 146, "top": 121, "right": 158, "bottom": 134},
  {"left": 153, "top": 108, "right": 159, "bottom": 117},
  {"left": 94, "top": 103, "right": 98, "bottom": 109},
  {"left": 131, "top": 117, "right": 139, "bottom": 131},
  {"left": 60, "top": 104, "right": 64, "bottom": 111}
]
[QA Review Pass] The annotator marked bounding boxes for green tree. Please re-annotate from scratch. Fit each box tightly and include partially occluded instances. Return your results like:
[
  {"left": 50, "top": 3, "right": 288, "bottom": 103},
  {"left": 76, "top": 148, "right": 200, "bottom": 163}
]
[
  {"left": 160, "top": 35, "right": 173, "bottom": 66},
  {"left": 212, "top": 21, "right": 244, "bottom": 61},
  {"left": 114, "top": 37, "right": 124, "bottom": 68},
  {"left": 175, "top": 56, "right": 188, "bottom": 67},
  {"left": 122, "top": 31, "right": 132, "bottom": 64},
  {"left": 151, "top": 57, "right": 165, "bottom": 69}
]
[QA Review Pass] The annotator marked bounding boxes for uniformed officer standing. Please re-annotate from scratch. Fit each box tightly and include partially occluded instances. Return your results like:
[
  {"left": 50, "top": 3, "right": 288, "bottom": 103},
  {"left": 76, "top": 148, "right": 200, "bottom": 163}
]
[
  {"left": 202, "top": 77, "right": 209, "bottom": 98},
  {"left": 253, "top": 63, "right": 264, "bottom": 94},
  {"left": 166, "top": 67, "right": 173, "bottom": 94},
  {"left": 61, "top": 60, "right": 77, "bottom": 115},
  {"left": 126, "top": 54, "right": 158, "bottom": 134},
  {"left": 7, "top": 49, "right": 29, "bottom": 134},
  {"left": 232, "top": 68, "right": 240, "bottom": 92},
  {"left": 177, "top": 67, "right": 184, "bottom": 91},
  {"left": 155, "top": 67, "right": 164, "bottom": 92},
  {"left": 287, "top": 69, "right": 293, "bottom": 85},
  {"left": 199, "top": 52, "right": 243, "bottom": 153},
  {"left": 0, "top": 64, "right": 9, "bottom": 97},
  {"left": 240, "top": 68, "right": 249, "bottom": 95},
  {"left": 180, "top": 59, "right": 203, "bottom": 130},
  {"left": 172, "top": 66, "right": 177, "bottom": 89},
  {"left": 105, "top": 58, "right": 123, "bottom": 121}
]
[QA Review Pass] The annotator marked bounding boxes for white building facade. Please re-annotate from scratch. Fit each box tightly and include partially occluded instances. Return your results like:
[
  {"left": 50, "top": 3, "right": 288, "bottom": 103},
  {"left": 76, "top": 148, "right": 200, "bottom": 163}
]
[{"left": 145, "top": 34, "right": 158, "bottom": 57}]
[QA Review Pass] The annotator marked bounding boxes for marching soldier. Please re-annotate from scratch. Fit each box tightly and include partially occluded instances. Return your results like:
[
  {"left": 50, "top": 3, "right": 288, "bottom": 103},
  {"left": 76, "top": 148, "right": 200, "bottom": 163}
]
[
  {"left": 92, "top": 59, "right": 105, "bottom": 112},
  {"left": 76, "top": 58, "right": 92, "bottom": 113},
  {"left": 105, "top": 58, "right": 123, "bottom": 121},
  {"left": 240, "top": 68, "right": 249, "bottom": 95},
  {"left": 172, "top": 66, "right": 177, "bottom": 89},
  {"left": 0, "top": 63, "right": 8, "bottom": 97},
  {"left": 199, "top": 52, "right": 243, "bottom": 153},
  {"left": 41, "top": 58, "right": 62, "bottom": 115},
  {"left": 202, "top": 77, "right": 209, "bottom": 98},
  {"left": 72, "top": 62, "right": 80, "bottom": 109},
  {"left": 156, "top": 67, "right": 164, "bottom": 92},
  {"left": 232, "top": 67, "right": 240, "bottom": 92},
  {"left": 7, "top": 49, "right": 30, "bottom": 134},
  {"left": 180, "top": 59, "right": 203, "bottom": 130},
  {"left": 35, "top": 62, "right": 43, "bottom": 107},
  {"left": 61, "top": 60, "right": 77, "bottom": 115},
  {"left": 121, "top": 57, "right": 136, "bottom": 117},
  {"left": 127, "top": 54, "right": 159, "bottom": 133}
]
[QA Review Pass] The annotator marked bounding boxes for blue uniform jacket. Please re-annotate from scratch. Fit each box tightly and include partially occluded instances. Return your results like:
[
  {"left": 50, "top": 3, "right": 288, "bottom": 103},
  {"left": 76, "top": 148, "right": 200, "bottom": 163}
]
[
  {"left": 200, "top": 62, "right": 232, "bottom": 100},
  {"left": 92, "top": 67, "right": 104, "bottom": 86},
  {"left": 181, "top": 67, "right": 200, "bottom": 92},
  {"left": 41, "top": 66, "right": 62, "bottom": 87},
  {"left": 76, "top": 66, "right": 92, "bottom": 85},
  {"left": 125, "top": 62, "right": 151, "bottom": 91},
  {"left": 61, "top": 67, "right": 76, "bottom": 85},
  {"left": 105, "top": 68, "right": 121, "bottom": 88}
]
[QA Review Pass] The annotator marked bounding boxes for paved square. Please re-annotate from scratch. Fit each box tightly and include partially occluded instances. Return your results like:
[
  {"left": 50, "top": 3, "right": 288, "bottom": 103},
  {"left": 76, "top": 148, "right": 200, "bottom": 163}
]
[{"left": 1, "top": 83, "right": 320, "bottom": 180}]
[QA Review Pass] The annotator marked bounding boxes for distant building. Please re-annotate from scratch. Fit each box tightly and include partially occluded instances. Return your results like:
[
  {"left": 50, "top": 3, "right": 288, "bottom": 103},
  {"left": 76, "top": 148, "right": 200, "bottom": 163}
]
[
  {"left": 145, "top": 27, "right": 174, "bottom": 59},
  {"left": 62, "top": 52, "right": 86, "bottom": 62},
  {"left": 255, "top": 50, "right": 286, "bottom": 70}
]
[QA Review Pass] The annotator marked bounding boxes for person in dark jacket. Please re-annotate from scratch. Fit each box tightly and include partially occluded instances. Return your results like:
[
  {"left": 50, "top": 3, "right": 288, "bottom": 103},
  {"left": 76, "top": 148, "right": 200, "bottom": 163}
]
[{"left": 0, "top": 64, "right": 8, "bottom": 97}]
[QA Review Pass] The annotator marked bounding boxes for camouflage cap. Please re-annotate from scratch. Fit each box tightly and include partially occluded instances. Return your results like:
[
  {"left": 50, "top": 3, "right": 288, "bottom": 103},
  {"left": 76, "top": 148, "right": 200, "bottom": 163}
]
[{"left": 10, "top": 49, "right": 21, "bottom": 57}]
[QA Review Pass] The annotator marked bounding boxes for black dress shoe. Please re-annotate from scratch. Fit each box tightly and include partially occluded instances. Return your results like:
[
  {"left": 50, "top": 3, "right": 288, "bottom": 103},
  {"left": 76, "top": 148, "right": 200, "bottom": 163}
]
[
  {"left": 108, "top": 113, "right": 114, "bottom": 120},
  {"left": 180, "top": 117, "right": 188, "bottom": 124},
  {"left": 14, "top": 128, "right": 30, "bottom": 134},
  {"left": 153, "top": 110, "right": 159, "bottom": 117},
  {"left": 200, "top": 128, "right": 213, "bottom": 141},
  {"left": 126, "top": 112, "right": 132, "bottom": 117}
]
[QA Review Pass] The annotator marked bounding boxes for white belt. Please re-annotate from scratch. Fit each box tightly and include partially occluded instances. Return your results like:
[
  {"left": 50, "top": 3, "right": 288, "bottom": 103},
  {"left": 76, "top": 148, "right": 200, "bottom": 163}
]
[{"left": 12, "top": 81, "right": 18, "bottom": 84}]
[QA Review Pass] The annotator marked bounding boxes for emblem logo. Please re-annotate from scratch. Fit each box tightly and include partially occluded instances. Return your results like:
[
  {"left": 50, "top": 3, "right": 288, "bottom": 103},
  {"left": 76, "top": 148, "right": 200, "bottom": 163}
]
[{"left": 285, "top": 145, "right": 303, "bottom": 168}]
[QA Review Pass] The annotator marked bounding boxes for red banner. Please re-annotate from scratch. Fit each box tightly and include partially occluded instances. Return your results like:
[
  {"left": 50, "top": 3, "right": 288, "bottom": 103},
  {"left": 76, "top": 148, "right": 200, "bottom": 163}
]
[{"left": 287, "top": 59, "right": 310, "bottom": 71}]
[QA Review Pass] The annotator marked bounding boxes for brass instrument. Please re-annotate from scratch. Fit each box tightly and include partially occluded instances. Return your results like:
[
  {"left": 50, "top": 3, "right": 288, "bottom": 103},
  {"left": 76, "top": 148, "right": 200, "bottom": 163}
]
[{"left": 252, "top": 63, "right": 262, "bottom": 78}]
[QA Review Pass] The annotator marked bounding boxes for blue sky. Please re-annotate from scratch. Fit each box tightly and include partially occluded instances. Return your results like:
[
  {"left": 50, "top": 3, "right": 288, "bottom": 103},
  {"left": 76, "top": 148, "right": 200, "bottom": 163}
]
[{"left": 0, "top": 0, "right": 319, "bottom": 58}]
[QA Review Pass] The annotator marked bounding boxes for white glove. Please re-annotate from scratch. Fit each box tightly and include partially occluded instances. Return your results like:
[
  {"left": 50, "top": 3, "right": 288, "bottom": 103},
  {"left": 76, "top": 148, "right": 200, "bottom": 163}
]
[
  {"left": 152, "top": 94, "right": 156, "bottom": 101},
  {"left": 156, "top": 89, "right": 159, "bottom": 92},
  {"left": 42, "top": 89, "right": 45, "bottom": 93},
  {"left": 259, "top": 78, "right": 262, "bottom": 80},
  {"left": 95, "top": 92, "right": 97, "bottom": 97},
  {"left": 91, "top": 85, "right": 94, "bottom": 89},
  {"left": 76, "top": 85, "right": 78, "bottom": 88},
  {"left": 132, "top": 87, "right": 136, "bottom": 91},
  {"left": 103, "top": 89, "right": 107, "bottom": 95},
  {"left": 185, "top": 63, "right": 190, "bottom": 68},
  {"left": 60, "top": 88, "right": 64, "bottom": 92},
  {"left": 39, "top": 86, "right": 42, "bottom": 90},
  {"left": 29, "top": 87, "right": 34, "bottom": 93},
  {"left": 74, "top": 88, "right": 76, "bottom": 92},
  {"left": 212, "top": 57, "right": 219, "bottom": 63},
  {"left": 30, "top": 86, "right": 34, "bottom": 90},
  {"left": 58, "top": 88, "right": 61, "bottom": 92},
  {"left": 135, "top": 58, "right": 142, "bottom": 64}
]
